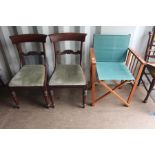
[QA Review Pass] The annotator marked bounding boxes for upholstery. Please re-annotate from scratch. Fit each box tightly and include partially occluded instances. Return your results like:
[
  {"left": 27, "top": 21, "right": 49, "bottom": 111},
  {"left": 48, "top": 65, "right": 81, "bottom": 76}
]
[
  {"left": 9, "top": 65, "right": 45, "bottom": 87},
  {"left": 49, "top": 64, "right": 86, "bottom": 86},
  {"left": 96, "top": 62, "right": 134, "bottom": 80},
  {"left": 93, "top": 34, "right": 133, "bottom": 81},
  {"left": 94, "top": 34, "right": 131, "bottom": 62}
]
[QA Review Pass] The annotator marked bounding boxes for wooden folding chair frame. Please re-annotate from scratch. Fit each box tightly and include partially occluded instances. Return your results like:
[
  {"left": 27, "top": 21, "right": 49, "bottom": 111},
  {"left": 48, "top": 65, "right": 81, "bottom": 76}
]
[{"left": 90, "top": 48, "right": 146, "bottom": 106}]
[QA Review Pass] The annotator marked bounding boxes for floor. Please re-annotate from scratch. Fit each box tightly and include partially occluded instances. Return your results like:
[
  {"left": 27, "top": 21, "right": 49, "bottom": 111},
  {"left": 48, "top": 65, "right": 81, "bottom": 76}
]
[{"left": 0, "top": 84, "right": 155, "bottom": 129}]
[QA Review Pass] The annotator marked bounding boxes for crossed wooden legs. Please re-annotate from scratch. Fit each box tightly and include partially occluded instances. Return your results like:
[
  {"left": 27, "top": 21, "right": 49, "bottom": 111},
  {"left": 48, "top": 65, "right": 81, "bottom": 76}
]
[{"left": 91, "top": 80, "right": 139, "bottom": 107}]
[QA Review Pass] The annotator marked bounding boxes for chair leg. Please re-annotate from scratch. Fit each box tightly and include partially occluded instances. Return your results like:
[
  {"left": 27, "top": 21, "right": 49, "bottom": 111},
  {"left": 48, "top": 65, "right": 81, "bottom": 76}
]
[
  {"left": 0, "top": 78, "right": 5, "bottom": 87},
  {"left": 42, "top": 87, "right": 51, "bottom": 108},
  {"left": 143, "top": 79, "right": 155, "bottom": 103},
  {"left": 99, "top": 80, "right": 129, "bottom": 106},
  {"left": 48, "top": 89, "right": 55, "bottom": 108},
  {"left": 91, "top": 82, "right": 96, "bottom": 106},
  {"left": 91, "top": 64, "right": 96, "bottom": 106},
  {"left": 127, "top": 81, "right": 138, "bottom": 105},
  {"left": 138, "top": 66, "right": 145, "bottom": 86},
  {"left": 82, "top": 86, "right": 87, "bottom": 108},
  {"left": 10, "top": 90, "right": 20, "bottom": 108},
  {"left": 128, "top": 64, "right": 145, "bottom": 105},
  {"left": 89, "top": 67, "right": 92, "bottom": 90}
]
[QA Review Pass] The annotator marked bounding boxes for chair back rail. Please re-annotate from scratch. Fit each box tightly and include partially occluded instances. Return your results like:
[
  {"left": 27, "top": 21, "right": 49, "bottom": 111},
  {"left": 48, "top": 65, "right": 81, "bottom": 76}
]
[
  {"left": 49, "top": 33, "right": 87, "bottom": 67},
  {"left": 9, "top": 34, "right": 47, "bottom": 67}
]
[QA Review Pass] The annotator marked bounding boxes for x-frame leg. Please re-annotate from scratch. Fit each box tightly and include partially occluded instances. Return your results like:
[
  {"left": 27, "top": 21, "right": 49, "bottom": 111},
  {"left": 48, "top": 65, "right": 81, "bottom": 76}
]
[
  {"left": 96, "top": 80, "right": 128, "bottom": 103},
  {"left": 99, "top": 80, "right": 129, "bottom": 106}
]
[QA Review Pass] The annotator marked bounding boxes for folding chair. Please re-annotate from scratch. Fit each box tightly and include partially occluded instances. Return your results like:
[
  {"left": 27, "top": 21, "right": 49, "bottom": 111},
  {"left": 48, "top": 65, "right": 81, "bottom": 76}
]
[
  {"left": 90, "top": 34, "right": 145, "bottom": 106},
  {"left": 9, "top": 34, "right": 51, "bottom": 108}
]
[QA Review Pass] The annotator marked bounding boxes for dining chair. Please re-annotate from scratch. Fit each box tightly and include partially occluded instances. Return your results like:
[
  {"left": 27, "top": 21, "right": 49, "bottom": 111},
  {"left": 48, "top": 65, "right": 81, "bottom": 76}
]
[
  {"left": 9, "top": 34, "right": 51, "bottom": 108},
  {"left": 90, "top": 34, "right": 145, "bottom": 106},
  {"left": 48, "top": 33, "right": 87, "bottom": 108},
  {"left": 142, "top": 64, "right": 155, "bottom": 103},
  {"left": 138, "top": 26, "right": 155, "bottom": 103}
]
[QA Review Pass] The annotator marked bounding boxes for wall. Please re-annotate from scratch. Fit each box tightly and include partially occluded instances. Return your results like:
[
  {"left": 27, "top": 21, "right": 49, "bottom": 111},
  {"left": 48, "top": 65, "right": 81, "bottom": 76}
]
[{"left": 0, "top": 26, "right": 152, "bottom": 83}]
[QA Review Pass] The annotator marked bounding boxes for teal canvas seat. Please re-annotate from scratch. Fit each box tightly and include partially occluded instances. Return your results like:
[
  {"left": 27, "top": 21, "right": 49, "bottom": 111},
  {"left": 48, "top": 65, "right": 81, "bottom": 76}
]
[
  {"left": 90, "top": 34, "right": 145, "bottom": 107},
  {"left": 96, "top": 62, "right": 134, "bottom": 81}
]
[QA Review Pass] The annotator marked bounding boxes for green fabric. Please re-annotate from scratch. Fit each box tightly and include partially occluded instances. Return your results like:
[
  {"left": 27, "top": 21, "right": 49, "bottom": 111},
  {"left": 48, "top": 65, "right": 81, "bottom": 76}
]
[
  {"left": 96, "top": 62, "right": 134, "bottom": 80},
  {"left": 94, "top": 34, "right": 131, "bottom": 62},
  {"left": 9, "top": 65, "right": 45, "bottom": 87},
  {"left": 49, "top": 64, "right": 86, "bottom": 86}
]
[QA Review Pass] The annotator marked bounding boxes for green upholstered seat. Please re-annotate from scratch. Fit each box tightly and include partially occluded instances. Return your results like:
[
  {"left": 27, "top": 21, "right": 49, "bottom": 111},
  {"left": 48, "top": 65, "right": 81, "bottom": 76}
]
[
  {"left": 9, "top": 65, "right": 45, "bottom": 87},
  {"left": 94, "top": 34, "right": 132, "bottom": 81},
  {"left": 96, "top": 62, "right": 134, "bottom": 80},
  {"left": 49, "top": 64, "right": 86, "bottom": 86}
]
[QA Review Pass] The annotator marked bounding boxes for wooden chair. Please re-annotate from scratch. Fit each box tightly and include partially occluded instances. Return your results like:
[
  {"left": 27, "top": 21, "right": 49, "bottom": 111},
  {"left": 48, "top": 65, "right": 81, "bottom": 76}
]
[
  {"left": 90, "top": 34, "right": 145, "bottom": 106},
  {"left": 141, "top": 64, "right": 155, "bottom": 103},
  {"left": 138, "top": 26, "right": 155, "bottom": 102},
  {"left": 9, "top": 34, "right": 51, "bottom": 108},
  {"left": 48, "top": 33, "right": 87, "bottom": 108}
]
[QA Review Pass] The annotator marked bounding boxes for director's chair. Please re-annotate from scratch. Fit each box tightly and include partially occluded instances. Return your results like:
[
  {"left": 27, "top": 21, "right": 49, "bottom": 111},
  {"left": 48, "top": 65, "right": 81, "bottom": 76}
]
[{"left": 90, "top": 34, "right": 145, "bottom": 106}]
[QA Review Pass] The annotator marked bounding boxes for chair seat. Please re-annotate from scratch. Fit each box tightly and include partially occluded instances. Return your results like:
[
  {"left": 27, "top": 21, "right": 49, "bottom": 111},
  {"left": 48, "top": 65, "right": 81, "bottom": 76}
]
[
  {"left": 49, "top": 64, "right": 86, "bottom": 86},
  {"left": 9, "top": 65, "right": 45, "bottom": 87},
  {"left": 96, "top": 62, "right": 135, "bottom": 80}
]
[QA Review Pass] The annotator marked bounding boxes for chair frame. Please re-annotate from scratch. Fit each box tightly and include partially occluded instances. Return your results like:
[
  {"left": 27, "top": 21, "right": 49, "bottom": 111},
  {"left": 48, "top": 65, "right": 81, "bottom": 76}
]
[
  {"left": 9, "top": 34, "right": 51, "bottom": 108},
  {"left": 138, "top": 26, "right": 155, "bottom": 102},
  {"left": 90, "top": 47, "right": 145, "bottom": 106},
  {"left": 48, "top": 33, "right": 87, "bottom": 108},
  {"left": 139, "top": 64, "right": 155, "bottom": 103}
]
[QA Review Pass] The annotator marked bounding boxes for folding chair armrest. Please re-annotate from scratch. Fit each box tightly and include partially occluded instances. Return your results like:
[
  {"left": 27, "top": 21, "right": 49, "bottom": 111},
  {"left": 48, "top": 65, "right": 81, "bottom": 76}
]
[
  {"left": 90, "top": 48, "right": 96, "bottom": 64},
  {"left": 128, "top": 48, "right": 146, "bottom": 64},
  {"left": 147, "top": 62, "right": 155, "bottom": 67},
  {"left": 127, "top": 48, "right": 146, "bottom": 81}
]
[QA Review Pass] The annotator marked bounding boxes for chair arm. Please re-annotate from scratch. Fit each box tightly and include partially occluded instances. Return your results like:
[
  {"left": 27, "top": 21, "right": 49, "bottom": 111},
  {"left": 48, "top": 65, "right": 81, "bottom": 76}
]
[
  {"left": 147, "top": 62, "right": 155, "bottom": 67},
  {"left": 128, "top": 48, "right": 146, "bottom": 64},
  {"left": 90, "top": 48, "right": 96, "bottom": 64},
  {"left": 127, "top": 48, "right": 146, "bottom": 80}
]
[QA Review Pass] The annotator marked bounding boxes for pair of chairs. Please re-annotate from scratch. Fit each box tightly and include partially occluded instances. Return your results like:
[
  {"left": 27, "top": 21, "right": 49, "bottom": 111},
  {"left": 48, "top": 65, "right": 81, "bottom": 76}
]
[{"left": 9, "top": 33, "right": 87, "bottom": 108}]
